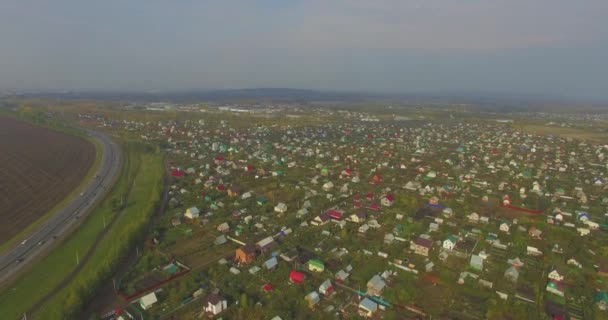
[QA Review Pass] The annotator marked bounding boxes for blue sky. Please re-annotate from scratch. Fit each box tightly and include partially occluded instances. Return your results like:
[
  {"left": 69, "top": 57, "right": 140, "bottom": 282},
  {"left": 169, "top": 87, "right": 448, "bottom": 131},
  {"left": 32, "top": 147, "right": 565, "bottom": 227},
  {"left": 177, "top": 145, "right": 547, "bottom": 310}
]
[{"left": 1, "top": 0, "right": 607, "bottom": 101}]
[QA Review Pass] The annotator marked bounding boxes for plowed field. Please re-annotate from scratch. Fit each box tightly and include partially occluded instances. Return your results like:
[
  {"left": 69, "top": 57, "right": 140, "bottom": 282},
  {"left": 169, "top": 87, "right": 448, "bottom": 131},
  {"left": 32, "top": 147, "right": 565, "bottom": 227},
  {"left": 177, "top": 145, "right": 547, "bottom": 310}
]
[{"left": 0, "top": 116, "right": 95, "bottom": 243}]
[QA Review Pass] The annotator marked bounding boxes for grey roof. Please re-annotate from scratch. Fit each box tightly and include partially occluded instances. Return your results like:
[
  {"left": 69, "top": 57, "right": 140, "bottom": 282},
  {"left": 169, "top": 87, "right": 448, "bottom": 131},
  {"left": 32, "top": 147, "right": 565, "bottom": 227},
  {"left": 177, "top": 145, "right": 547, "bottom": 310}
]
[{"left": 359, "top": 298, "right": 378, "bottom": 312}]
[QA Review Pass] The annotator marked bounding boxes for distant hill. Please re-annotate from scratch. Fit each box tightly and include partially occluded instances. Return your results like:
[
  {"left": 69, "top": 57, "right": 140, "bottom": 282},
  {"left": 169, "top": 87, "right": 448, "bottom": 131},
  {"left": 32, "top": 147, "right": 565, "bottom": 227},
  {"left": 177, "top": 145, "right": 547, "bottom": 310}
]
[{"left": 5, "top": 88, "right": 607, "bottom": 111}]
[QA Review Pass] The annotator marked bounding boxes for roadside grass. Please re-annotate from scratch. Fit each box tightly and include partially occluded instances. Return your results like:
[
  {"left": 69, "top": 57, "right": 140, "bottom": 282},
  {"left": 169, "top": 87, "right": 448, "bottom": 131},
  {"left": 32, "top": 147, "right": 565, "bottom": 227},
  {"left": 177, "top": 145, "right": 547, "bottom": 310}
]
[
  {"left": 0, "top": 136, "right": 102, "bottom": 254},
  {"left": 0, "top": 140, "right": 160, "bottom": 320},
  {"left": 34, "top": 147, "right": 164, "bottom": 319}
]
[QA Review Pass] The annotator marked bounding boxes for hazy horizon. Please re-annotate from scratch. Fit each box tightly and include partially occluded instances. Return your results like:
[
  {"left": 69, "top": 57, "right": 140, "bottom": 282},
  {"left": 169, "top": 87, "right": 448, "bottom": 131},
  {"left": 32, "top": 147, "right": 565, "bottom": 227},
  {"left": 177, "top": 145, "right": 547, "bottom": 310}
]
[{"left": 1, "top": 1, "right": 607, "bottom": 102}]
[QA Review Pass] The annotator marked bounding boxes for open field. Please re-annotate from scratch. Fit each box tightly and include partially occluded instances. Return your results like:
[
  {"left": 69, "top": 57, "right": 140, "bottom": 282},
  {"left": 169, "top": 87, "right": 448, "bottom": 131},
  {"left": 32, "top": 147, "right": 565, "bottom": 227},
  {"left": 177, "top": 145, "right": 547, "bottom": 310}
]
[
  {"left": 0, "top": 116, "right": 95, "bottom": 243},
  {"left": 514, "top": 123, "right": 608, "bottom": 143},
  {"left": 0, "top": 140, "right": 163, "bottom": 320}
]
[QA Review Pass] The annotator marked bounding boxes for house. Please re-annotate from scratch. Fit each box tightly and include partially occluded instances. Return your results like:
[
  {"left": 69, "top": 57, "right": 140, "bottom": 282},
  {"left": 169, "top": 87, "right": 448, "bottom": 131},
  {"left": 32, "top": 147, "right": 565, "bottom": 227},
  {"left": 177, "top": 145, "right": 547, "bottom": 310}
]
[
  {"left": 327, "top": 209, "right": 344, "bottom": 221},
  {"left": 274, "top": 202, "right": 288, "bottom": 213},
  {"left": 504, "top": 266, "right": 519, "bottom": 282},
  {"left": 546, "top": 280, "right": 565, "bottom": 297},
  {"left": 280, "top": 249, "right": 299, "bottom": 262},
  {"left": 381, "top": 194, "right": 395, "bottom": 207},
  {"left": 443, "top": 235, "right": 459, "bottom": 251},
  {"left": 311, "top": 213, "right": 330, "bottom": 226},
  {"left": 139, "top": 292, "right": 158, "bottom": 310},
  {"left": 235, "top": 244, "right": 257, "bottom": 265},
  {"left": 548, "top": 269, "right": 564, "bottom": 282},
  {"left": 264, "top": 257, "right": 278, "bottom": 270},
  {"left": 335, "top": 269, "right": 350, "bottom": 282},
  {"left": 216, "top": 222, "right": 229, "bottom": 233},
  {"left": 367, "top": 274, "right": 386, "bottom": 296},
  {"left": 499, "top": 221, "right": 511, "bottom": 233},
  {"left": 290, "top": 270, "right": 305, "bottom": 284},
  {"left": 358, "top": 298, "right": 378, "bottom": 318},
  {"left": 468, "top": 212, "right": 480, "bottom": 223},
  {"left": 214, "top": 235, "right": 227, "bottom": 245},
  {"left": 322, "top": 181, "right": 334, "bottom": 191},
  {"left": 349, "top": 211, "right": 367, "bottom": 223},
  {"left": 256, "top": 236, "right": 275, "bottom": 252},
  {"left": 470, "top": 254, "right": 484, "bottom": 271},
  {"left": 241, "top": 191, "right": 253, "bottom": 200},
  {"left": 304, "top": 291, "right": 320, "bottom": 309},
  {"left": 595, "top": 291, "right": 608, "bottom": 311},
  {"left": 411, "top": 235, "right": 433, "bottom": 257},
  {"left": 203, "top": 293, "right": 228, "bottom": 315},
  {"left": 184, "top": 207, "right": 200, "bottom": 219},
  {"left": 319, "top": 279, "right": 334, "bottom": 295},
  {"left": 308, "top": 259, "right": 325, "bottom": 272}
]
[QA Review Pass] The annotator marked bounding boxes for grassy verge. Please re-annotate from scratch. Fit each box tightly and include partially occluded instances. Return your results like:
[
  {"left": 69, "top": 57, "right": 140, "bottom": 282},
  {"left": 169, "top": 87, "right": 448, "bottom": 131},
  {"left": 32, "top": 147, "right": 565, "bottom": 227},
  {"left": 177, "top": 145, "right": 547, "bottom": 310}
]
[
  {"left": 35, "top": 142, "right": 164, "bottom": 319},
  {"left": 0, "top": 140, "right": 162, "bottom": 320}
]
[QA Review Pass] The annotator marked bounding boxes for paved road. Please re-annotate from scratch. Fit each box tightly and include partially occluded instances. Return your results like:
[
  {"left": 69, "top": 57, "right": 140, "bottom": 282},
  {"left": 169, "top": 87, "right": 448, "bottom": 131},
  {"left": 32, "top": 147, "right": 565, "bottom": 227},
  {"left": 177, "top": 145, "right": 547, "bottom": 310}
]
[{"left": 0, "top": 130, "right": 121, "bottom": 285}]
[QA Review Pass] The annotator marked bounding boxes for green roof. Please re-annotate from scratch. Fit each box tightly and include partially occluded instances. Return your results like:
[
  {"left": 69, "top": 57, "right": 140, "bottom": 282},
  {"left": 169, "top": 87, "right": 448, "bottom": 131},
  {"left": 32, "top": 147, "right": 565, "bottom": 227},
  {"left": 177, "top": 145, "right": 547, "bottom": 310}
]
[{"left": 308, "top": 260, "right": 324, "bottom": 269}]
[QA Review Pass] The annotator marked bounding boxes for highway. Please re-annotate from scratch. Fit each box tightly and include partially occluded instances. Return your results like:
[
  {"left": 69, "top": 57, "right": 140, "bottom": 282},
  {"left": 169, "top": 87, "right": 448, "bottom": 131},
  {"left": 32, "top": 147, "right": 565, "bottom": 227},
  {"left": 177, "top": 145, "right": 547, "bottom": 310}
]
[{"left": 0, "top": 130, "right": 121, "bottom": 285}]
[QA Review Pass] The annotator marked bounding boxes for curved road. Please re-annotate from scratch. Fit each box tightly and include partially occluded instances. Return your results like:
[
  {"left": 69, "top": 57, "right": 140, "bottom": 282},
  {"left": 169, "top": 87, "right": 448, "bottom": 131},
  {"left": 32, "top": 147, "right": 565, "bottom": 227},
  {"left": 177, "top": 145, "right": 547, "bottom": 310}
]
[{"left": 0, "top": 130, "right": 121, "bottom": 285}]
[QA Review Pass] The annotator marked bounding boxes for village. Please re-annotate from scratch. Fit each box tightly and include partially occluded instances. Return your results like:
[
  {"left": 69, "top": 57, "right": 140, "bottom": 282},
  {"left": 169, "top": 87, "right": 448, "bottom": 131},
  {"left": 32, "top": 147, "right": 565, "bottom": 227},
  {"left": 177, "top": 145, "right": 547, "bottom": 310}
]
[{"left": 84, "top": 109, "right": 608, "bottom": 320}]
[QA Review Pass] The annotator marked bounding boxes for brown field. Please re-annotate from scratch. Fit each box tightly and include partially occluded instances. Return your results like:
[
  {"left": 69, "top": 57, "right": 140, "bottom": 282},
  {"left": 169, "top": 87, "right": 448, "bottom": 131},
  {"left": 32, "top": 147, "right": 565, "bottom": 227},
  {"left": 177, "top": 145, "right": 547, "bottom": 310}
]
[{"left": 0, "top": 116, "right": 95, "bottom": 243}]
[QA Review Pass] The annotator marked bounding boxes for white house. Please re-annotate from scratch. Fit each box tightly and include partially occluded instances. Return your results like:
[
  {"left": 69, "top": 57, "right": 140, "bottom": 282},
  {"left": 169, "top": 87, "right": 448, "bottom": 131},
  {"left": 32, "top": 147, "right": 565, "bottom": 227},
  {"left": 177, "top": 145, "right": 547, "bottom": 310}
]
[
  {"left": 204, "top": 293, "right": 228, "bottom": 315},
  {"left": 139, "top": 292, "right": 158, "bottom": 310},
  {"left": 274, "top": 203, "right": 288, "bottom": 213},
  {"left": 443, "top": 235, "right": 459, "bottom": 251},
  {"left": 548, "top": 269, "right": 564, "bottom": 282}
]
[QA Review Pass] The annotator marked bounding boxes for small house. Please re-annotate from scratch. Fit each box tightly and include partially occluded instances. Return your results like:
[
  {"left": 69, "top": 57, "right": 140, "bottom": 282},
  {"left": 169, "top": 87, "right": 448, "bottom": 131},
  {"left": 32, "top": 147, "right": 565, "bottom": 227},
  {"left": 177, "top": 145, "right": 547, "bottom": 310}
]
[
  {"left": 411, "top": 235, "right": 433, "bottom": 257},
  {"left": 546, "top": 280, "right": 565, "bottom": 297},
  {"left": 308, "top": 259, "right": 325, "bottom": 272},
  {"left": 203, "top": 293, "right": 228, "bottom": 315},
  {"left": 595, "top": 291, "right": 608, "bottom": 311},
  {"left": 139, "top": 292, "right": 158, "bottom": 310},
  {"left": 235, "top": 244, "right": 257, "bottom": 265},
  {"left": 290, "top": 270, "right": 305, "bottom": 284},
  {"left": 358, "top": 298, "right": 378, "bottom": 318},
  {"left": 184, "top": 207, "right": 200, "bottom": 219},
  {"left": 304, "top": 291, "right": 320, "bottom": 309},
  {"left": 319, "top": 279, "right": 334, "bottom": 295},
  {"left": 367, "top": 275, "right": 386, "bottom": 296},
  {"left": 548, "top": 269, "right": 564, "bottom": 282},
  {"left": 274, "top": 202, "right": 288, "bottom": 213},
  {"left": 381, "top": 194, "right": 395, "bottom": 207},
  {"left": 443, "top": 235, "right": 459, "bottom": 251},
  {"left": 470, "top": 254, "right": 484, "bottom": 271},
  {"left": 256, "top": 236, "right": 275, "bottom": 252}
]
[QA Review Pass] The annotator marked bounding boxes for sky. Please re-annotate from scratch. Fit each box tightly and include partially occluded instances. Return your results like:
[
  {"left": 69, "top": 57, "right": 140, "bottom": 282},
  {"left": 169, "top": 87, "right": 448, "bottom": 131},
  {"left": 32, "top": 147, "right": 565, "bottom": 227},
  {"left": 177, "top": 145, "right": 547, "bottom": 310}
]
[{"left": 1, "top": 0, "right": 607, "bottom": 101}]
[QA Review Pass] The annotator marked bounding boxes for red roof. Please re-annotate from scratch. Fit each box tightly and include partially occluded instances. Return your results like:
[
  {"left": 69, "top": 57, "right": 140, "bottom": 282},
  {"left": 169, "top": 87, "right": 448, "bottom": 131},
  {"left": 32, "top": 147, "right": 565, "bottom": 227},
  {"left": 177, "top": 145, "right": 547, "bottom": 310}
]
[
  {"left": 365, "top": 193, "right": 374, "bottom": 200},
  {"left": 171, "top": 169, "right": 185, "bottom": 177},
  {"left": 327, "top": 210, "right": 343, "bottom": 220},
  {"left": 353, "top": 202, "right": 362, "bottom": 209},
  {"left": 384, "top": 194, "right": 395, "bottom": 202},
  {"left": 262, "top": 283, "right": 273, "bottom": 292},
  {"left": 216, "top": 185, "right": 226, "bottom": 191},
  {"left": 290, "top": 271, "right": 305, "bottom": 284},
  {"left": 369, "top": 203, "right": 380, "bottom": 211},
  {"left": 215, "top": 155, "right": 225, "bottom": 161},
  {"left": 245, "top": 165, "right": 254, "bottom": 171}
]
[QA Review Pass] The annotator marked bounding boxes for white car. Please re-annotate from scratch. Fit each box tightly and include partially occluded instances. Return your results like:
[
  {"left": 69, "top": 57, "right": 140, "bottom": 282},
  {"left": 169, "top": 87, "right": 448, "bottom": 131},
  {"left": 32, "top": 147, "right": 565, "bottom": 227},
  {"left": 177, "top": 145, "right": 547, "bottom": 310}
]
[{"left": 21, "top": 239, "right": 28, "bottom": 245}]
